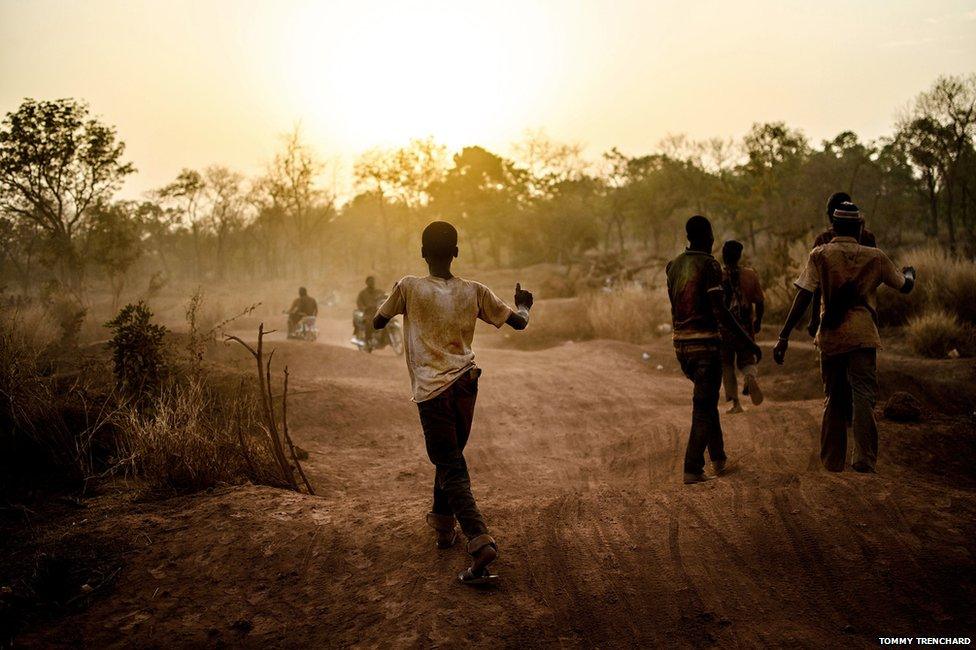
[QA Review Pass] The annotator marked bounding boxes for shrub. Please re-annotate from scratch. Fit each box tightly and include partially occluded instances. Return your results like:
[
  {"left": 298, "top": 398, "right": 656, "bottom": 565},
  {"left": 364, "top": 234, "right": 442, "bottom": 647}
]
[
  {"left": 906, "top": 310, "right": 975, "bottom": 358},
  {"left": 104, "top": 302, "right": 168, "bottom": 398}
]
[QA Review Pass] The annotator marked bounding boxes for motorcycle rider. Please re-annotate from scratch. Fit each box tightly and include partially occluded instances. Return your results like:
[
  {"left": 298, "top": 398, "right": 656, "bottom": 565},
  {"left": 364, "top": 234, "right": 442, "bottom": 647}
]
[
  {"left": 288, "top": 287, "right": 318, "bottom": 337},
  {"left": 355, "top": 276, "right": 385, "bottom": 348}
]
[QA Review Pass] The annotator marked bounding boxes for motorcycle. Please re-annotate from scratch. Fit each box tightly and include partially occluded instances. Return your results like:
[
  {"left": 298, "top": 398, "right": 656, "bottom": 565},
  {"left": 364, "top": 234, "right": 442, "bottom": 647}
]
[
  {"left": 285, "top": 314, "right": 318, "bottom": 342},
  {"left": 351, "top": 309, "right": 404, "bottom": 355}
]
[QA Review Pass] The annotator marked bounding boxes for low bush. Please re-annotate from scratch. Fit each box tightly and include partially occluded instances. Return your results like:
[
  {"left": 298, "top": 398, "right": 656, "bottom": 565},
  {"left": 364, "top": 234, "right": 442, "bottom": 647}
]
[
  {"left": 104, "top": 301, "right": 168, "bottom": 400},
  {"left": 905, "top": 310, "right": 975, "bottom": 358}
]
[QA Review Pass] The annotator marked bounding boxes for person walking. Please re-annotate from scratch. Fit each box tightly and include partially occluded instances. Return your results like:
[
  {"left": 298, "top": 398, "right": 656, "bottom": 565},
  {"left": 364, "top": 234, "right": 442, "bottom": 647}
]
[
  {"left": 720, "top": 240, "right": 765, "bottom": 413},
  {"left": 807, "top": 192, "right": 878, "bottom": 337},
  {"left": 773, "top": 202, "right": 915, "bottom": 472},
  {"left": 373, "top": 221, "right": 533, "bottom": 584},
  {"left": 667, "top": 216, "right": 763, "bottom": 484}
]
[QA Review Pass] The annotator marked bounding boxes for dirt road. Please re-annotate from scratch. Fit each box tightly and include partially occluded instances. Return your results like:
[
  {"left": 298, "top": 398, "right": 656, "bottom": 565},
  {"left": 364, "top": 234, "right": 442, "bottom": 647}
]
[{"left": 22, "top": 318, "right": 976, "bottom": 648}]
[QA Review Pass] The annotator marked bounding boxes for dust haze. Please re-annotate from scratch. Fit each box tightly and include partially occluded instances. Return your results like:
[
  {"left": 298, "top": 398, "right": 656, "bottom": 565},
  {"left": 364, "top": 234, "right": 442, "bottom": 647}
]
[{"left": 1, "top": 5, "right": 975, "bottom": 647}]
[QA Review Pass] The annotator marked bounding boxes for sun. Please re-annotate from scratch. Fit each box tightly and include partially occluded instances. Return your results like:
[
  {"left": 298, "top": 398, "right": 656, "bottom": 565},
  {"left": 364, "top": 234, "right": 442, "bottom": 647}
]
[{"left": 280, "top": 1, "right": 561, "bottom": 152}]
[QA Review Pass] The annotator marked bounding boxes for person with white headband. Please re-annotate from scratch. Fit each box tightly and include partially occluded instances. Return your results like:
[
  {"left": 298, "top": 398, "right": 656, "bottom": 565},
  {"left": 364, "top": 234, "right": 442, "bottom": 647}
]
[{"left": 773, "top": 202, "right": 915, "bottom": 473}]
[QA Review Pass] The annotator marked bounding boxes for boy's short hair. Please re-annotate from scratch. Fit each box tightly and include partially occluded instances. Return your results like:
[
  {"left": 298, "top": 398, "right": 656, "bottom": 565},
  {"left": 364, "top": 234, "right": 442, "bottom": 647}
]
[
  {"left": 299, "top": 286, "right": 307, "bottom": 296},
  {"left": 831, "top": 202, "right": 863, "bottom": 237},
  {"left": 722, "top": 240, "right": 744, "bottom": 265},
  {"left": 422, "top": 221, "right": 458, "bottom": 258},
  {"left": 685, "top": 215, "right": 712, "bottom": 243}
]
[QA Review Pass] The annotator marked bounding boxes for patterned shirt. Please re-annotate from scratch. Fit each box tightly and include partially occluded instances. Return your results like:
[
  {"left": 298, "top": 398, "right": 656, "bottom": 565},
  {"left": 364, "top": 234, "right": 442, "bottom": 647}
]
[
  {"left": 666, "top": 249, "right": 724, "bottom": 342},
  {"left": 795, "top": 236, "right": 905, "bottom": 356}
]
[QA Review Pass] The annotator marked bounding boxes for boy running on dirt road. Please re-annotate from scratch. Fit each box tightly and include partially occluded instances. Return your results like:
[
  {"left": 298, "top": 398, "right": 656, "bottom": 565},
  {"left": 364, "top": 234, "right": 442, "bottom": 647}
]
[
  {"left": 667, "top": 216, "right": 763, "bottom": 484},
  {"left": 372, "top": 221, "right": 533, "bottom": 585},
  {"left": 774, "top": 202, "right": 915, "bottom": 472},
  {"left": 720, "top": 240, "right": 765, "bottom": 414}
]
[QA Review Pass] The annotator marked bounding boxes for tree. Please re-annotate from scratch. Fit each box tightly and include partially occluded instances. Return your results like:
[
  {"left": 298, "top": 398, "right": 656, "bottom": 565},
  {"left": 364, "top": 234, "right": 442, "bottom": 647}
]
[
  {"left": 898, "top": 74, "right": 976, "bottom": 252},
  {"left": 736, "top": 122, "right": 810, "bottom": 251},
  {"left": 428, "top": 146, "right": 525, "bottom": 265},
  {"left": 0, "top": 99, "right": 134, "bottom": 287},
  {"left": 353, "top": 138, "right": 448, "bottom": 266},
  {"left": 86, "top": 201, "right": 142, "bottom": 308},
  {"left": 202, "top": 166, "right": 247, "bottom": 280},
  {"left": 155, "top": 169, "right": 205, "bottom": 279},
  {"left": 257, "top": 127, "right": 334, "bottom": 269},
  {"left": 511, "top": 129, "right": 586, "bottom": 199}
]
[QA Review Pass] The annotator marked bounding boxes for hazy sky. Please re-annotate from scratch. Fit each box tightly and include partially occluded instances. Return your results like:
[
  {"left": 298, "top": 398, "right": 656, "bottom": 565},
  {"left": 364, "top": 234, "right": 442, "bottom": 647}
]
[{"left": 2, "top": 0, "right": 974, "bottom": 198}]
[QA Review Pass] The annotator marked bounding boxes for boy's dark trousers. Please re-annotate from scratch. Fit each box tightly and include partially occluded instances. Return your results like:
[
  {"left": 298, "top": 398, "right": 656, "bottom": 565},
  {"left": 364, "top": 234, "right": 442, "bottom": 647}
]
[
  {"left": 417, "top": 368, "right": 488, "bottom": 539},
  {"left": 675, "top": 341, "right": 727, "bottom": 475},
  {"left": 820, "top": 348, "right": 878, "bottom": 471}
]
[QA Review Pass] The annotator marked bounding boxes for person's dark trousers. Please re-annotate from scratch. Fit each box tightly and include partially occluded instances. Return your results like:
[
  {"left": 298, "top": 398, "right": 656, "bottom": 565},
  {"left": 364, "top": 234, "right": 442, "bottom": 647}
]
[
  {"left": 417, "top": 368, "right": 489, "bottom": 540},
  {"left": 675, "top": 341, "right": 726, "bottom": 475},
  {"left": 820, "top": 348, "right": 879, "bottom": 471}
]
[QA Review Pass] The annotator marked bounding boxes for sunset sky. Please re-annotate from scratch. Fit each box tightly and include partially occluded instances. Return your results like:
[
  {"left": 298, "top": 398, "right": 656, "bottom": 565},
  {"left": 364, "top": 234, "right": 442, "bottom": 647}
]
[{"left": 1, "top": 0, "right": 974, "bottom": 199}]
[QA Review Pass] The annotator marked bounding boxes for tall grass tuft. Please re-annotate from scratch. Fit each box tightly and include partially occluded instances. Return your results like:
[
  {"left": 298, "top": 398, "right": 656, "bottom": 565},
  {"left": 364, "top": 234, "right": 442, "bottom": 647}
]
[
  {"left": 117, "top": 377, "right": 286, "bottom": 494},
  {"left": 878, "top": 246, "right": 976, "bottom": 326},
  {"left": 583, "top": 285, "right": 670, "bottom": 344},
  {"left": 906, "top": 310, "right": 976, "bottom": 358},
  {"left": 0, "top": 306, "right": 114, "bottom": 494}
]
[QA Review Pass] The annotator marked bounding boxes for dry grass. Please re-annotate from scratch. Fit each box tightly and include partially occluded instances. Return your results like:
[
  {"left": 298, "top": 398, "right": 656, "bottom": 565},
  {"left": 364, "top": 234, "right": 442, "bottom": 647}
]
[
  {"left": 493, "top": 285, "right": 671, "bottom": 349},
  {"left": 0, "top": 306, "right": 115, "bottom": 494},
  {"left": 1, "top": 299, "right": 296, "bottom": 498},
  {"left": 117, "top": 377, "right": 286, "bottom": 494},
  {"left": 905, "top": 310, "right": 976, "bottom": 358},
  {"left": 878, "top": 246, "right": 976, "bottom": 326},
  {"left": 583, "top": 285, "right": 669, "bottom": 344}
]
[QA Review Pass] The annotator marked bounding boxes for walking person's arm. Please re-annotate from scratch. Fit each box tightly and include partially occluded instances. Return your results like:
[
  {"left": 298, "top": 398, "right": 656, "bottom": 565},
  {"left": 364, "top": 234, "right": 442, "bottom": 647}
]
[
  {"left": 373, "top": 281, "right": 405, "bottom": 330},
  {"left": 709, "top": 291, "right": 762, "bottom": 361},
  {"left": 772, "top": 289, "right": 814, "bottom": 365},
  {"left": 505, "top": 283, "right": 533, "bottom": 330}
]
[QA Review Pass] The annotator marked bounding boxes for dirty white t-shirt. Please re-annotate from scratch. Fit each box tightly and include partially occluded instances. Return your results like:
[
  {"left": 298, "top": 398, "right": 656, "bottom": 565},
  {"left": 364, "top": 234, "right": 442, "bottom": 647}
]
[{"left": 377, "top": 275, "right": 513, "bottom": 402}]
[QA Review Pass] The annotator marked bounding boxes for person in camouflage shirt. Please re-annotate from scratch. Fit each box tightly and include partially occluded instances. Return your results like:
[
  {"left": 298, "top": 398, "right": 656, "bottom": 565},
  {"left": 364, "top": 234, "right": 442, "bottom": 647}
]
[{"left": 667, "top": 216, "right": 763, "bottom": 484}]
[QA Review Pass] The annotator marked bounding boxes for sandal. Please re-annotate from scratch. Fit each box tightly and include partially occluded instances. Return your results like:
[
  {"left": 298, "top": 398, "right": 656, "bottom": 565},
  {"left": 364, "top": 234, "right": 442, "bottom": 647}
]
[{"left": 458, "top": 535, "right": 498, "bottom": 585}]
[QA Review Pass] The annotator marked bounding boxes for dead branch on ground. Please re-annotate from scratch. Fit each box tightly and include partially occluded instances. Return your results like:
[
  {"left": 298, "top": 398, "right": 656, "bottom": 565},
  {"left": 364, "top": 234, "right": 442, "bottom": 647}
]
[{"left": 225, "top": 323, "right": 313, "bottom": 494}]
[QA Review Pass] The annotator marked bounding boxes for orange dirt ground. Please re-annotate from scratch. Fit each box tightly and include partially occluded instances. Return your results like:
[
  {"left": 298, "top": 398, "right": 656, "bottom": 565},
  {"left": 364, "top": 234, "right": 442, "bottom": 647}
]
[{"left": 13, "top": 316, "right": 976, "bottom": 648}]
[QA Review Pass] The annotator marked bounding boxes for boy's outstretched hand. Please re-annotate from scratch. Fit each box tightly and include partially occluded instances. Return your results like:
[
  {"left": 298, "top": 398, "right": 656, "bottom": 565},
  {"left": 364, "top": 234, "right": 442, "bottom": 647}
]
[{"left": 514, "top": 283, "right": 533, "bottom": 310}]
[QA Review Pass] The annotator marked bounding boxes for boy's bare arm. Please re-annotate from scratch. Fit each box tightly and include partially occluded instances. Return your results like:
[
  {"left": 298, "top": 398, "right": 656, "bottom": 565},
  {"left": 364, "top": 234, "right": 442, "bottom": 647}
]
[
  {"left": 773, "top": 288, "right": 814, "bottom": 364},
  {"left": 505, "top": 283, "right": 533, "bottom": 330}
]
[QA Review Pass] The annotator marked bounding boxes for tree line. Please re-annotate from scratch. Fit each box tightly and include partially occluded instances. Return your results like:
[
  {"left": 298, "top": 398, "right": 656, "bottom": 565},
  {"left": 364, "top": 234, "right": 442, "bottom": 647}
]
[{"left": 1, "top": 74, "right": 974, "bottom": 304}]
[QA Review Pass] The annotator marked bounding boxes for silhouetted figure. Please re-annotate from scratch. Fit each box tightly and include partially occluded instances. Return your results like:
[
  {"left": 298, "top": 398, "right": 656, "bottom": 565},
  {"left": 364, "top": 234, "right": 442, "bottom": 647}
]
[
  {"left": 666, "top": 216, "right": 762, "bottom": 484},
  {"left": 372, "top": 221, "right": 533, "bottom": 585},
  {"left": 774, "top": 202, "right": 915, "bottom": 472},
  {"left": 355, "top": 275, "right": 384, "bottom": 345},
  {"left": 720, "top": 240, "right": 765, "bottom": 413},
  {"left": 807, "top": 192, "right": 877, "bottom": 337},
  {"left": 288, "top": 287, "right": 318, "bottom": 335}
]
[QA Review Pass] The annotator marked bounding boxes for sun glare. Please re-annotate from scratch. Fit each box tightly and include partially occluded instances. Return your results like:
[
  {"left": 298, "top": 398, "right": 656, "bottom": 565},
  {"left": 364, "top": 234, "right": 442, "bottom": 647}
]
[{"left": 281, "top": 1, "right": 561, "bottom": 152}]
